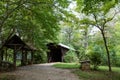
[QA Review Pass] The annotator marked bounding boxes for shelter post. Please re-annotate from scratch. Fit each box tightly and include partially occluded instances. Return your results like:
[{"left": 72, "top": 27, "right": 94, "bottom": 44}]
[
  {"left": 31, "top": 51, "right": 33, "bottom": 64},
  {"left": 0, "top": 50, "right": 4, "bottom": 61},
  {"left": 5, "top": 48, "right": 7, "bottom": 61},
  {"left": 13, "top": 46, "right": 17, "bottom": 69},
  {"left": 61, "top": 49, "right": 64, "bottom": 62},
  {"left": 21, "top": 50, "right": 25, "bottom": 66},
  {"left": 25, "top": 51, "right": 27, "bottom": 65}
]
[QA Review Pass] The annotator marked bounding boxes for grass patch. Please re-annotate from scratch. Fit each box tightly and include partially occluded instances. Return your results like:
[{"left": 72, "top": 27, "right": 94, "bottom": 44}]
[
  {"left": 0, "top": 75, "right": 17, "bottom": 80},
  {"left": 53, "top": 63, "right": 120, "bottom": 80},
  {"left": 99, "top": 66, "right": 120, "bottom": 72},
  {"left": 53, "top": 62, "right": 80, "bottom": 69},
  {"left": 73, "top": 70, "right": 120, "bottom": 80}
]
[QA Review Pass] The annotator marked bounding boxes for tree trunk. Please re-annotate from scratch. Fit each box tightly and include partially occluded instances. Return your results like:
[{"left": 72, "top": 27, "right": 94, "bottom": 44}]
[{"left": 101, "top": 30, "right": 112, "bottom": 72}]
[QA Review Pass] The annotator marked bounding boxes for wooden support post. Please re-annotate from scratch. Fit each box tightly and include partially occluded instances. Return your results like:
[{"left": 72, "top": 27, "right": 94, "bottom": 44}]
[
  {"left": 61, "top": 49, "right": 64, "bottom": 62},
  {"left": 21, "top": 50, "right": 24, "bottom": 66},
  {"left": 5, "top": 48, "right": 7, "bottom": 61},
  {"left": 25, "top": 51, "right": 27, "bottom": 65},
  {"left": 21, "top": 50, "right": 26, "bottom": 66},
  {"left": 13, "top": 47, "right": 16, "bottom": 69},
  {"left": 0, "top": 50, "right": 3, "bottom": 63},
  {"left": 47, "top": 52, "right": 49, "bottom": 63},
  {"left": 0, "top": 50, "right": 4, "bottom": 61},
  {"left": 31, "top": 51, "right": 33, "bottom": 64},
  {"left": 1, "top": 50, "right": 4, "bottom": 61}
]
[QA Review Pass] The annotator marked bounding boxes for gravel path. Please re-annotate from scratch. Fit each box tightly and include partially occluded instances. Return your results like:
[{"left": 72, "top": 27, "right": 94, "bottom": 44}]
[{"left": 1, "top": 63, "right": 79, "bottom": 80}]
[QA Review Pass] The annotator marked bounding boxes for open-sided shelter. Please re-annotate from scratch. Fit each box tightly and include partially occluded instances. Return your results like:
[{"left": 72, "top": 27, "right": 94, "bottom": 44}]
[
  {"left": 47, "top": 43, "right": 73, "bottom": 62},
  {"left": 0, "top": 35, "right": 36, "bottom": 69}
]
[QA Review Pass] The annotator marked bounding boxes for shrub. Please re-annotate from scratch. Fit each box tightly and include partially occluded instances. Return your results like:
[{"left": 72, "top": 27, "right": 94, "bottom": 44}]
[
  {"left": 64, "top": 50, "right": 78, "bottom": 63},
  {"left": 34, "top": 51, "right": 47, "bottom": 63},
  {"left": 87, "top": 45, "right": 102, "bottom": 70}
]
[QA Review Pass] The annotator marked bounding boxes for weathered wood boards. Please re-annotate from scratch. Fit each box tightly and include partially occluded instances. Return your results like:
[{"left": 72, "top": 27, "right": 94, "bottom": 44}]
[
  {"left": 47, "top": 43, "right": 72, "bottom": 62},
  {"left": 0, "top": 35, "right": 36, "bottom": 71}
]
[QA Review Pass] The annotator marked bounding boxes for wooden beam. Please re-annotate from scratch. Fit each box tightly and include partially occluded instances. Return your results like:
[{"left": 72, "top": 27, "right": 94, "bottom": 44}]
[{"left": 6, "top": 44, "right": 23, "bottom": 45}]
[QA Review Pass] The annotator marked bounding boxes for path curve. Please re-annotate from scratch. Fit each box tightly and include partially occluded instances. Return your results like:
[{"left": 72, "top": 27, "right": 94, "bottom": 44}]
[{"left": 2, "top": 63, "right": 79, "bottom": 80}]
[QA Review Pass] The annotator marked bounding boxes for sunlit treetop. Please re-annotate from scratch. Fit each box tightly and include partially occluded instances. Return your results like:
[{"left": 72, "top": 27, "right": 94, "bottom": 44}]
[{"left": 79, "top": 0, "right": 119, "bottom": 15}]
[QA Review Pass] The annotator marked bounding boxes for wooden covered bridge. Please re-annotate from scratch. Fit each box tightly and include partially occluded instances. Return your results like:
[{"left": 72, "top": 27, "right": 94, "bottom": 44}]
[
  {"left": 47, "top": 43, "right": 74, "bottom": 62},
  {"left": 0, "top": 35, "right": 36, "bottom": 71}
]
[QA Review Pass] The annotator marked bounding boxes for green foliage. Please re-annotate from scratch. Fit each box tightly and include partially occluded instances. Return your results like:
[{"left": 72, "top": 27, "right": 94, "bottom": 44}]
[
  {"left": 0, "top": 0, "right": 72, "bottom": 53},
  {"left": 76, "top": 47, "right": 88, "bottom": 61},
  {"left": 87, "top": 45, "right": 102, "bottom": 70},
  {"left": 64, "top": 50, "right": 78, "bottom": 63},
  {"left": 76, "top": 0, "right": 120, "bottom": 72},
  {"left": 114, "top": 57, "right": 120, "bottom": 67},
  {"left": 56, "top": 0, "right": 71, "bottom": 8},
  {"left": 81, "top": 0, "right": 118, "bottom": 15},
  {"left": 76, "top": 0, "right": 84, "bottom": 12},
  {"left": 33, "top": 51, "right": 47, "bottom": 63}
]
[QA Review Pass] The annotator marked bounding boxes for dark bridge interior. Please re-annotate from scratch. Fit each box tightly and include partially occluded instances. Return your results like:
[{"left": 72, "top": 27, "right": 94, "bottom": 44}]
[{"left": 47, "top": 43, "right": 69, "bottom": 62}]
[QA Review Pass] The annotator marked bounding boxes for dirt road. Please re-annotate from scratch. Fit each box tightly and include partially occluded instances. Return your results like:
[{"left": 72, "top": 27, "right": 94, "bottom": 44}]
[{"left": 1, "top": 63, "right": 79, "bottom": 80}]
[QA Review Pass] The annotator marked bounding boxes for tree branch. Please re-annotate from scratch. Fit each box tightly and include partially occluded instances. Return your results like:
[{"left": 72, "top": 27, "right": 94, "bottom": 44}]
[
  {"left": 0, "top": 0, "right": 24, "bottom": 29},
  {"left": 102, "top": 10, "right": 120, "bottom": 31},
  {"left": 106, "top": 10, "right": 120, "bottom": 22},
  {"left": 93, "top": 13, "right": 102, "bottom": 31}
]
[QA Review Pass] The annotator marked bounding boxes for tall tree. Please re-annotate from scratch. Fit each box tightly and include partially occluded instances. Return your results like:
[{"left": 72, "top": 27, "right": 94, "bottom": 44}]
[
  {"left": 0, "top": 0, "right": 72, "bottom": 63},
  {"left": 76, "top": 0, "right": 120, "bottom": 71},
  {"left": 0, "top": 0, "right": 71, "bottom": 49}
]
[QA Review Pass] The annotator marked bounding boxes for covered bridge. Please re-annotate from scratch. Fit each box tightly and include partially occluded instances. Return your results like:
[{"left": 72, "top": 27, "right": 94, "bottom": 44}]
[
  {"left": 47, "top": 43, "right": 74, "bottom": 62},
  {"left": 0, "top": 35, "right": 36, "bottom": 70}
]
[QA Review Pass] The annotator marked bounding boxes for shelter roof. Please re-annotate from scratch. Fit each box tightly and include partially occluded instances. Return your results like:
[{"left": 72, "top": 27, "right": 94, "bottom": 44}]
[
  {"left": 3, "top": 35, "right": 36, "bottom": 51},
  {"left": 58, "top": 43, "right": 75, "bottom": 51},
  {"left": 47, "top": 43, "right": 75, "bottom": 51}
]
